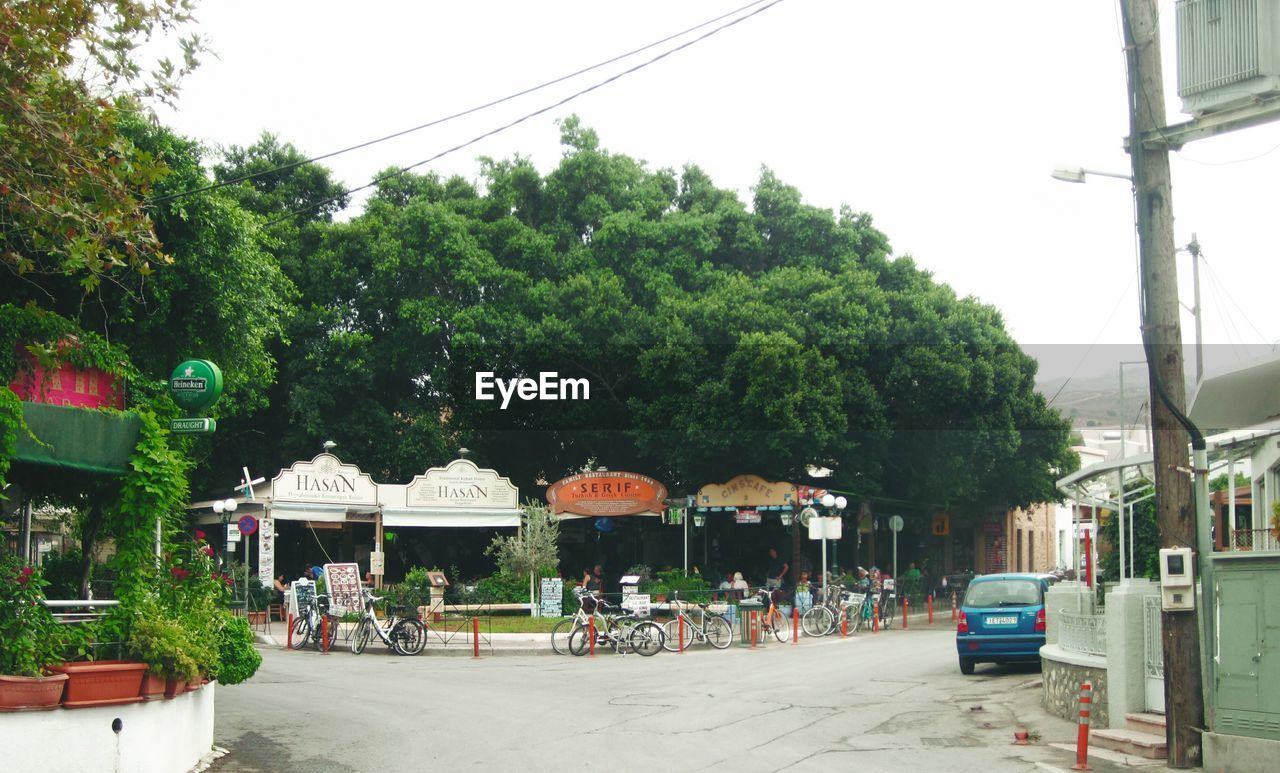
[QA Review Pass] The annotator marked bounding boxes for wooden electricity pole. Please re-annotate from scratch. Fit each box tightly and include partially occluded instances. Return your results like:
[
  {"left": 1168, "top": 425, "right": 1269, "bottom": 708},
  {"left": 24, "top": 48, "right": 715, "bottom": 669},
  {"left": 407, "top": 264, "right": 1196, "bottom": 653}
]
[{"left": 1121, "top": 1, "right": 1204, "bottom": 767}]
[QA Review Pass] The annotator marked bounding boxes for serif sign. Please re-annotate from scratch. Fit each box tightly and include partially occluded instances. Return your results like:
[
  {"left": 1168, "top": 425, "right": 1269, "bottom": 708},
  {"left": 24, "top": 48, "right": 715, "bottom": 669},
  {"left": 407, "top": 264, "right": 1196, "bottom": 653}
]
[{"left": 546, "top": 471, "right": 667, "bottom": 517}]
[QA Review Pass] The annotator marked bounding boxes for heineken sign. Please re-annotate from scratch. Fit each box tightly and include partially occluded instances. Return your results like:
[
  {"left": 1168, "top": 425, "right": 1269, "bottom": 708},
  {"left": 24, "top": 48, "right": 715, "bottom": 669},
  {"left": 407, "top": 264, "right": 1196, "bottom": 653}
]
[
  {"left": 170, "top": 417, "right": 216, "bottom": 434},
  {"left": 168, "top": 359, "right": 223, "bottom": 413}
]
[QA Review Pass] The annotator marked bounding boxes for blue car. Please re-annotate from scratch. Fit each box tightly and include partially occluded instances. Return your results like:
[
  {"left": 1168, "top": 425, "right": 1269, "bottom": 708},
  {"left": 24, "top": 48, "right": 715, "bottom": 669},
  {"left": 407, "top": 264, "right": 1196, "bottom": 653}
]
[{"left": 955, "top": 572, "right": 1049, "bottom": 675}]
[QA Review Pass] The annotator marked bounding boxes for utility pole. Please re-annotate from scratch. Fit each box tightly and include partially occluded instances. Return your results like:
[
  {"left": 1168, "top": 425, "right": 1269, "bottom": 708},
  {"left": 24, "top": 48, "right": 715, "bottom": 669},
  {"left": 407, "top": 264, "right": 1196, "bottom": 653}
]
[
  {"left": 1121, "top": 1, "right": 1203, "bottom": 767},
  {"left": 1186, "top": 234, "right": 1203, "bottom": 385}
]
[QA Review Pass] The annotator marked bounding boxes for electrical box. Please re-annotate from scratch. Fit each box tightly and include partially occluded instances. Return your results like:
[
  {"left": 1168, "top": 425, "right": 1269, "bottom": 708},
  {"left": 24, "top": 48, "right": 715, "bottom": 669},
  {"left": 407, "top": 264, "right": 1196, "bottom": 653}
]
[
  {"left": 1159, "top": 546, "right": 1196, "bottom": 611},
  {"left": 1176, "top": 0, "right": 1280, "bottom": 117}
]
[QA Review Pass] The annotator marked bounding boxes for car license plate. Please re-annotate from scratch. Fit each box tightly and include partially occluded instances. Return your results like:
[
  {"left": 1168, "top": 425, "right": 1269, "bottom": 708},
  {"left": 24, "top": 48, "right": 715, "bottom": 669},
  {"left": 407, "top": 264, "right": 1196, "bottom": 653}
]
[{"left": 986, "top": 616, "right": 1017, "bottom": 625}]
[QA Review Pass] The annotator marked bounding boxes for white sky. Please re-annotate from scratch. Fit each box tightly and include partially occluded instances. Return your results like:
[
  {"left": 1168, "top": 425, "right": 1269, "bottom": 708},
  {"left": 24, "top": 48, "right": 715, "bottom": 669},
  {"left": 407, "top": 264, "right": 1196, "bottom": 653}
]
[{"left": 154, "top": 1, "right": 1280, "bottom": 381}]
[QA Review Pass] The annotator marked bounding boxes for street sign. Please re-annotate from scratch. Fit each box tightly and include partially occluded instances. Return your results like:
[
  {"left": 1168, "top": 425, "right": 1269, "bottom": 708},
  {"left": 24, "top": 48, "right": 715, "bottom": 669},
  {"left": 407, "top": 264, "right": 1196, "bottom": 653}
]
[
  {"left": 237, "top": 514, "right": 258, "bottom": 536},
  {"left": 168, "top": 359, "right": 223, "bottom": 412},
  {"left": 931, "top": 513, "right": 950, "bottom": 536},
  {"left": 170, "top": 417, "right": 216, "bottom": 434},
  {"left": 889, "top": 515, "right": 905, "bottom": 532},
  {"left": 226, "top": 523, "right": 241, "bottom": 542}
]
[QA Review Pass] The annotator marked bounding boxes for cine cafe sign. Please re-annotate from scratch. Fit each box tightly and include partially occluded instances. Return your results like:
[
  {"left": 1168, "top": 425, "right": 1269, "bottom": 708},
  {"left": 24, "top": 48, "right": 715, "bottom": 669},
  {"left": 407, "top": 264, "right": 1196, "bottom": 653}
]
[{"left": 546, "top": 471, "right": 668, "bottom": 517}]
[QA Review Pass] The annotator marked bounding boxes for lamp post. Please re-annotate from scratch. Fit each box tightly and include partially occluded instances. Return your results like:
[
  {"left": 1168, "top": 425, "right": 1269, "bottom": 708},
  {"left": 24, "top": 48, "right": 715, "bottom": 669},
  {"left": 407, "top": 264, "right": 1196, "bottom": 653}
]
[
  {"left": 212, "top": 497, "right": 240, "bottom": 603},
  {"left": 814, "top": 494, "right": 847, "bottom": 585}
]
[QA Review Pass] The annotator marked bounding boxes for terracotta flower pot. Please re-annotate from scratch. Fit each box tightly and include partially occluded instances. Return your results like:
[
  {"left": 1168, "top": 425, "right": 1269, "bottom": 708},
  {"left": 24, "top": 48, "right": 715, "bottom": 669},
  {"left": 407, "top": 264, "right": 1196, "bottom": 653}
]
[
  {"left": 140, "top": 671, "right": 166, "bottom": 701},
  {"left": 163, "top": 677, "right": 188, "bottom": 698},
  {"left": 0, "top": 673, "right": 68, "bottom": 712},
  {"left": 48, "top": 660, "right": 147, "bottom": 708}
]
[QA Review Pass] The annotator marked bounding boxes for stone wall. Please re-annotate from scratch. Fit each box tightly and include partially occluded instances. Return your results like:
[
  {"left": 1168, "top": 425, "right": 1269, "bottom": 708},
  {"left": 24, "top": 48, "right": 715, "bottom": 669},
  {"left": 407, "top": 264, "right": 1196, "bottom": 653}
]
[{"left": 1041, "top": 644, "right": 1108, "bottom": 728}]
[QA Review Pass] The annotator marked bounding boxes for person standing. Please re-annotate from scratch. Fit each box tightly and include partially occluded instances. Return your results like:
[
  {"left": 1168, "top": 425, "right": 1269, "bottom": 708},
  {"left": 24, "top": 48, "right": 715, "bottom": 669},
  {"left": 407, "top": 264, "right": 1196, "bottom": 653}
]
[{"left": 766, "top": 547, "right": 789, "bottom": 590}]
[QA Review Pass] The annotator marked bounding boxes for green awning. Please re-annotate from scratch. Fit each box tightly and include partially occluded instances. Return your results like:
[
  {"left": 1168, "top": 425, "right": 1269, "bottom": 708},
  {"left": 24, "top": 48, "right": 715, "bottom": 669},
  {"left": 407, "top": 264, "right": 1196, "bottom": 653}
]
[{"left": 11, "top": 402, "right": 142, "bottom": 476}]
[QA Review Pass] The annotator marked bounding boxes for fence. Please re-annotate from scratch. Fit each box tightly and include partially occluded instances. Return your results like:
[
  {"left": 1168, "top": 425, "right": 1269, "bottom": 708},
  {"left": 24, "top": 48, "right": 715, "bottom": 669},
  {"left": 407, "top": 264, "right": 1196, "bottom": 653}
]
[
  {"left": 1232, "top": 528, "right": 1280, "bottom": 552},
  {"left": 1058, "top": 609, "right": 1108, "bottom": 657}
]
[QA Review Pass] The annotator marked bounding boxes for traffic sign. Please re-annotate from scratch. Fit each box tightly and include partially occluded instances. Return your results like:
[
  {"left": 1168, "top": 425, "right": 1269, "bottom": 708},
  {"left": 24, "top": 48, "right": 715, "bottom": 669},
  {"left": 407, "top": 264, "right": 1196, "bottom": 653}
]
[
  {"left": 889, "top": 515, "right": 904, "bottom": 532},
  {"left": 237, "top": 514, "right": 258, "bottom": 536},
  {"left": 170, "top": 417, "right": 216, "bottom": 434}
]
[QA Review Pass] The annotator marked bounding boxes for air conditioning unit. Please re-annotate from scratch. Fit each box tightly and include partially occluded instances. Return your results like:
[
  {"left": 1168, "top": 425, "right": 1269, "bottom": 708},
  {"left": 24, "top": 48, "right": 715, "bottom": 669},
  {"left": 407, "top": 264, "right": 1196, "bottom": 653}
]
[{"left": 1177, "top": 0, "right": 1280, "bottom": 116}]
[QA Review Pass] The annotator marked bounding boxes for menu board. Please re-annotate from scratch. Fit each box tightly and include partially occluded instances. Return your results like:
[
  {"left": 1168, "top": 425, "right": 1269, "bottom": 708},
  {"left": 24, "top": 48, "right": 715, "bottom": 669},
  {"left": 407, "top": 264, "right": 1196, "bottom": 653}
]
[
  {"left": 621, "top": 593, "right": 651, "bottom": 618},
  {"left": 290, "top": 579, "right": 315, "bottom": 618},
  {"left": 540, "top": 577, "right": 564, "bottom": 617},
  {"left": 323, "top": 562, "right": 363, "bottom": 616}
]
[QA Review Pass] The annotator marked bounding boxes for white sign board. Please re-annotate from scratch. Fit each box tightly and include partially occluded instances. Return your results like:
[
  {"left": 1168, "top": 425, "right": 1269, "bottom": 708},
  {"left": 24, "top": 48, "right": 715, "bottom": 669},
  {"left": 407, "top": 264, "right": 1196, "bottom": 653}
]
[
  {"left": 369, "top": 551, "right": 385, "bottom": 576},
  {"left": 323, "top": 562, "right": 363, "bottom": 617},
  {"left": 290, "top": 579, "right": 315, "bottom": 619},
  {"left": 226, "top": 524, "right": 241, "bottom": 542},
  {"left": 621, "top": 593, "right": 651, "bottom": 618},
  {"left": 808, "top": 516, "right": 843, "bottom": 540},
  {"left": 258, "top": 516, "right": 274, "bottom": 590},
  {"left": 539, "top": 577, "right": 563, "bottom": 617},
  {"left": 271, "top": 452, "right": 378, "bottom": 507},
  {"left": 404, "top": 458, "right": 519, "bottom": 509}
]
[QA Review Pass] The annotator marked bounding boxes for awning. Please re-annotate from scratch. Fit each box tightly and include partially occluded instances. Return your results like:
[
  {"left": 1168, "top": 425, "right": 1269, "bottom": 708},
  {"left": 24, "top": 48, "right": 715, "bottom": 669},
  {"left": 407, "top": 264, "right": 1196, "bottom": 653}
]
[
  {"left": 269, "top": 503, "right": 349, "bottom": 523},
  {"left": 12, "top": 402, "right": 141, "bottom": 476},
  {"left": 381, "top": 507, "right": 521, "bottom": 528}
]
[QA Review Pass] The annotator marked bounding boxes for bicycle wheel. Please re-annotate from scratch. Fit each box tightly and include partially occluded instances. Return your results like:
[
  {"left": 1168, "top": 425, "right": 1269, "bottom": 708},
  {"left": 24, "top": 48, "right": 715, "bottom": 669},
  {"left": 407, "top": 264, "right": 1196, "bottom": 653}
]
[
  {"left": 705, "top": 615, "right": 733, "bottom": 649},
  {"left": 801, "top": 606, "right": 833, "bottom": 638},
  {"left": 771, "top": 612, "right": 791, "bottom": 643},
  {"left": 629, "top": 621, "right": 664, "bottom": 656},
  {"left": 351, "top": 617, "right": 372, "bottom": 654},
  {"left": 314, "top": 615, "right": 339, "bottom": 650},
  {"left": 661, "top": 616, "right": 690, "bottom": 652},
  {"left": 391, "top": 618, "right": 427, "bottom": 655},
  {"left": 289, "top": 616, "right": 311, "bottom": 650},
  {"left": 567, "top": 623, "right": 592, "bottom": 656},
  {"left": 550, "top": 617, "right": 578, "bottom": 656},
  {"left": 845, "top": 607, "right": 863, "bottom": 634},
  {"left": 882, "top": 599, "right": 897, "bottom": 630}
]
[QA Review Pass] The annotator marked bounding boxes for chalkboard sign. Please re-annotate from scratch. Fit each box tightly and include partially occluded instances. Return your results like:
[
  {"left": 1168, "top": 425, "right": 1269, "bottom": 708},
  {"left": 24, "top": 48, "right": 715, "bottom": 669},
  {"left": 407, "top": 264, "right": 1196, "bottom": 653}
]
[
  {"left": 540, "top": 577, "right": 564, "bottom": 617},
  {"left": 324, "top": 562, "right": 363, "bottom": 616},
  {"left": 290, "top": 579, "right": 315, "bottom": 618}
]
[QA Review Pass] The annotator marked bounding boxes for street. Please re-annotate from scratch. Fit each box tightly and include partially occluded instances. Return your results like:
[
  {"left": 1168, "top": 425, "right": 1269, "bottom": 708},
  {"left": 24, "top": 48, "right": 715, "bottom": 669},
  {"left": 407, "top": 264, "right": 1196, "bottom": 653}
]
[{"left": 208, "top": 626, "right": 1122, "bottom": 772}]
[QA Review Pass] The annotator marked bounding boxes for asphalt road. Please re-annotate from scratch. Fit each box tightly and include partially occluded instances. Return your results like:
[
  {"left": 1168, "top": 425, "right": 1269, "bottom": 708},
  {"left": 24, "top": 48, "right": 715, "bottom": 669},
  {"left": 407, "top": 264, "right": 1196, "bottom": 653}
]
[{"left": 209, "top": 627, "right": 1101, "bottom": 773}]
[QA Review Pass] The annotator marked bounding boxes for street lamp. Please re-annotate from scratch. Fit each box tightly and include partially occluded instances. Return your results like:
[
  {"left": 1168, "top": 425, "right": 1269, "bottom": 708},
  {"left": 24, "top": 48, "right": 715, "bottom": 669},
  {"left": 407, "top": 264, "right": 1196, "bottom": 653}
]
[
  {"left": 814, "top": 494, "right": 847, "bottom": 586},
  {"left": 1050, "top": 166, "right": 1133, "bottom": 184}
]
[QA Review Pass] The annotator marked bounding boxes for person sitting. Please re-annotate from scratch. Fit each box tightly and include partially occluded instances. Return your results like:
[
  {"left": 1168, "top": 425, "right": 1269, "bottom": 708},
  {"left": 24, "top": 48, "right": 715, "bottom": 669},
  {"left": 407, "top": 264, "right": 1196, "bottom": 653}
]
[{"left": 731, "top": 571, "right": 749, "bottom": 598}]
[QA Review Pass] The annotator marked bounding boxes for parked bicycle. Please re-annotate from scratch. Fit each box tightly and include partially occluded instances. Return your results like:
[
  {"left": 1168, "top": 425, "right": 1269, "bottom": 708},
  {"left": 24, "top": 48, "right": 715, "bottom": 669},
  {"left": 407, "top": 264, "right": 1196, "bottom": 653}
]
[
  {"left": 661, "top": 591, "right": 733, "bottom": 651},
  {"left": 551, "top": 587, "right": 601, "bottom": 656},
  {"left": 879, "top": 578, "right": 898, "bottom": 629},
  {"left": 749, "top": 588, "right": 791, "bottom": 644},
  {"left": 801, "top": 585, "right": 866, "bottom": 637},
  {"left": 290, "top": 590, "right": 339, "bottom": 651},
  {"left": 566, "top": 599, "right": 664, "bottom": 656},
  {"left": 350, "top": 587, "right": 427, "bottom": 656}
]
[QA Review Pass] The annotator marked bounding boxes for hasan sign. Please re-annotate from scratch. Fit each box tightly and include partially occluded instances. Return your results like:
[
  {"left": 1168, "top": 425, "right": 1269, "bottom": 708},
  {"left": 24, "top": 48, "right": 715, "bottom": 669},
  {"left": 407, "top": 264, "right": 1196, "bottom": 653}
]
[
  {"left": 696, "top": 475, "right": 797, "bottom": 508},
  {"left": 405, "top": 458, "right": 518, "bottom": 509},
  {"left": 546, "top": 471, "right": 667, "bottom": 517},
  {"left": 270, "top": 453, "right": 377, "bottom": 507}
]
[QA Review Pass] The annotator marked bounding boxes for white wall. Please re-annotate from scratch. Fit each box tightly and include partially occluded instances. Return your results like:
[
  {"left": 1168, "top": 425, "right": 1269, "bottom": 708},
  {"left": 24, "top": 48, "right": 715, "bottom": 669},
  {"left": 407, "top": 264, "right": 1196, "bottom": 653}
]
[{"left": 5, "top": 683, "right": 215, "bottom": 773}]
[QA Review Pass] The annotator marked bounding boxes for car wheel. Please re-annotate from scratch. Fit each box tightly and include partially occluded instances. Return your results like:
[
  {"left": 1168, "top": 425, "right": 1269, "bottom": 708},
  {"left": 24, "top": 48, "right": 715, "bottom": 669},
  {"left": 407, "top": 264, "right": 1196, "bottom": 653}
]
[{"left": 959, "top": 656, "right": 976, "bottom": 675}]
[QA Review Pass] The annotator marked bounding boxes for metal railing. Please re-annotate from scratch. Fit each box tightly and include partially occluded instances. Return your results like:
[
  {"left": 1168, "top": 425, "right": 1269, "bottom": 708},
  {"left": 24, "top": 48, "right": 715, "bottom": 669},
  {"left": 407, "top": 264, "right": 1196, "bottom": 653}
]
[
  {"left": 1231, "top": 528, "right": 1280, "bottom": 552},
  {"left": 1058, "top": 610, "right": 1108, "bottom": 657},
  {"left": 42, "top": 599, "right": 120, "bottom": 623}
]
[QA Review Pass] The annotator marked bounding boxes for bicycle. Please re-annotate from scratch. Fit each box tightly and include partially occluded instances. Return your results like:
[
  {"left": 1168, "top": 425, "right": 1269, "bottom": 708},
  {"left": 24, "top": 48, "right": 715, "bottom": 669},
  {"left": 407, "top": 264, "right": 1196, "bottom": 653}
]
[
  {"left": 290, "top": 590, "right": 339, "bottom": 651},
  {"left": 750, "top": 588, "right": 791, "bottom": 644},
  {"left": 566, "top": 600, "right": 664, "bottom": 656},
  {"left": 879, "top": 579, "right": 898, "bottom": 629},
  {"left": 350, "top": 587, "right": 427, "bottom": 656},
  {"left": 661, "top": 592, "right": 733, "bottom": 651},
  {"left": 800, "top": 584, "right": 841, "bottom": 637},
  {"left": 551, "top": 587, "right": 600, "bottom": 656}
]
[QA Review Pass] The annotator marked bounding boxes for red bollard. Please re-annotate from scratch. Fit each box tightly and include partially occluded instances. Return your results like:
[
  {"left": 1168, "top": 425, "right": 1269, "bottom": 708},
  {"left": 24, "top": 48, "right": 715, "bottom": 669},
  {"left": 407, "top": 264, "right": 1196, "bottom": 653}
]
[
  {"left": 750, "top": 611, "right": 757, "bottom": 649},
  {"left": 928, "top": 595, "right": 934, "bottom": 625},
  {"left": 903, "top": 597, "right": 909, "bottom": 630},
  {"left": 588, "top": 617, "right": 596, "bottom": 658},
  {"left": 472, "top": 616, "right": 480, "bottom": 659},
  {"left": 678, "top": 613, "right": 685, "bottom": 654},
  {"left": 841, "top": 613, "right": 848, "bottom": 638},
  {"left": 286, "top": 613, "right": 294, "bottom": 649},
  {"left": 1073, "top": 681, "right": 1093, "bottom": 770},
  {"left": 873, "top": 602, "right": 880, "bottom": 633},
  {"left": 320, "top": 616, "right": 330, "bottom": 653},
  {"left": 792, "top": 606, "right": 799, "bottom": 644}
]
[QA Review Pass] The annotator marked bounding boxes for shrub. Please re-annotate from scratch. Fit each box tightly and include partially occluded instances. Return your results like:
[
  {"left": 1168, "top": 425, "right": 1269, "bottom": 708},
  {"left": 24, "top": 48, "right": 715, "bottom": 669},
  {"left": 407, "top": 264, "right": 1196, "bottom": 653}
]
[{"left": 213, "top": 614, "right": 261, "bottom": 686}]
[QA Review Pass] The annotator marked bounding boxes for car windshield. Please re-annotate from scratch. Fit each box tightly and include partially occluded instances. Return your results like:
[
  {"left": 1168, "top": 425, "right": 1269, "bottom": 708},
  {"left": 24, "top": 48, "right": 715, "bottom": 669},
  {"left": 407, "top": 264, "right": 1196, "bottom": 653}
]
[{"left": 963, "top": 579, "right": 1041, "bottom": 608}]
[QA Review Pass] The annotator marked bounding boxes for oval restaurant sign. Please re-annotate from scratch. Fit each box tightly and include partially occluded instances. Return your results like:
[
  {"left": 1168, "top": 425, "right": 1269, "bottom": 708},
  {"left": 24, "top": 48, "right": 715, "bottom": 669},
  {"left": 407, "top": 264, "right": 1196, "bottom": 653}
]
[
  {"left": 270, "top": 453, "right": 377, "bottom": 506},
  {"left": 696, "top": 475, "right": 796, "bottom": 508},
  {"left": 405, "top": 458, "right": 518, "bottom": 509},
  {"left": 546, "top": 471, "right": 667, "bottom": 517}
]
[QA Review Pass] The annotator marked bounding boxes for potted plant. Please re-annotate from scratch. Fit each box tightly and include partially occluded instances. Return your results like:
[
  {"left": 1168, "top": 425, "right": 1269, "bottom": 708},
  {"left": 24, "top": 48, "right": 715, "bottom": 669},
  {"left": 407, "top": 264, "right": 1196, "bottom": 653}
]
[
  {"left": 0, "top": 557, "right": 70, "bottom": 711},
  {"left": 46, "top": 621, "right": 149, "bottom": 708}
]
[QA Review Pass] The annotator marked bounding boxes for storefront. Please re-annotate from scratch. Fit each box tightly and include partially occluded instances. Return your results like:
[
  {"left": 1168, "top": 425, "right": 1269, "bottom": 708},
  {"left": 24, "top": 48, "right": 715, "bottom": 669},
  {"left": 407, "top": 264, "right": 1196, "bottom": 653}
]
[
  {"left": 546, "top": 470, "right": 668, "bottom": 585},
  {"left": 693, "top": 475, "right": 799, "bottom": 587}
]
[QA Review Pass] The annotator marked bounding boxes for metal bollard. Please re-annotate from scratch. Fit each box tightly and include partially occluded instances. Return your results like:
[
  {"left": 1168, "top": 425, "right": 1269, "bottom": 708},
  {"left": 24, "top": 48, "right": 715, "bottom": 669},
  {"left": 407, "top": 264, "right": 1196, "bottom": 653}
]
[
  {"left": 286, "top": 613, "right": 293, "bottom": 649},
  {"left": 928, "top": 595, "right": 934, "bottom": 625},
  {"left": 792, "top": 606, "right": 799, "bottom": 644},
  {"left": 588, "top": 617, "right": 596, "bottom": 658},
  {"left": 320, "top": 616, "right": 329, "bottom": 653},
  {"left": 873, "top": 602, "right": 879, "bottom": 633},
  {"left": 1073, "top": 681, "right": 1093, "bottom": 770},
  {"left": 472, "top": 616, "right": 480, "bottom": 659},
  {"left": 678, "top": 613, "right": 685, "bottom": 654},
  {"left": 903, "top": 597, "right": 909, "bottom": 630}
]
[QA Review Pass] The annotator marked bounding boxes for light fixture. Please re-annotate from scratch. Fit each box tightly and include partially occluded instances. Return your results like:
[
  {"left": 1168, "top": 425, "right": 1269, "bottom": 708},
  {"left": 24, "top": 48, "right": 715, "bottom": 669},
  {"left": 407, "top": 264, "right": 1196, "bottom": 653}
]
[
  {"left": 821, "top": 493, "right": 836, "bottom": 508},
  {"left": 1051, "top": 166, "right": 1132, "bottom": 184},
  {"left": 835, "top": 496, "right": 848, "bottom": 510},
  {"left": 780, "top": 511, "right": 793, "bottom": 526},
  {"left": 322, "top": 440, "right": 337, "bottom": 451},
  {"left": 693, "top": 513, "right": 705, "bottom": 528}
]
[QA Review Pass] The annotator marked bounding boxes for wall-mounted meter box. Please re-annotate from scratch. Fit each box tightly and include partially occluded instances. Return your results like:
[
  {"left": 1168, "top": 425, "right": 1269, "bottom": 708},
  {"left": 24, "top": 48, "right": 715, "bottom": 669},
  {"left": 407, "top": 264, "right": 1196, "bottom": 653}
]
[{"left": 1158, "top": 547, "right": 1195, "bottom": 611}]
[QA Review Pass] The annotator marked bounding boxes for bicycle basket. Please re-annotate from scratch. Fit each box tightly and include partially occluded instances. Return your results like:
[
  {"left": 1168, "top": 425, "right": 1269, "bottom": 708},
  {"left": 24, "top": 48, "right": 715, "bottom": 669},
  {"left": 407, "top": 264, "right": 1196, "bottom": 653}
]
[
  {"left": 842, "top": 592, "right": 867, "bottom": 609},
  {"left": 582, "top": 595, "right": 599, "bottom": 614}
]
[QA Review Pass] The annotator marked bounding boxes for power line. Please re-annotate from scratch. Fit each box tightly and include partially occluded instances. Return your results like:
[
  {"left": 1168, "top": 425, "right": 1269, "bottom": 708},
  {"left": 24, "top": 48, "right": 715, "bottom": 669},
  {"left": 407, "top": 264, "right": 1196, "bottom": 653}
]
[
  {"left": 147, "top": 0, "right": 778, "bottom": 206},
  {"left": 1045, "top": 275, "right": 1137, "bottom": 409},
  {"left": 265, "top": 0, "right": 788, "bottom": 227}
]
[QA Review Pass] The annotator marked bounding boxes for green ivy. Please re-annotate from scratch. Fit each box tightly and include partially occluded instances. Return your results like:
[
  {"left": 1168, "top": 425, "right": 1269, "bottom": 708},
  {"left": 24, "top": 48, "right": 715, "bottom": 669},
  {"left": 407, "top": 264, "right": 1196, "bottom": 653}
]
[
  {"left": 0, "top": 387, "right": 23, "bottom": 497},
  {"left": 0, "top": 303, "right": 137, "bottom": 389}
]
